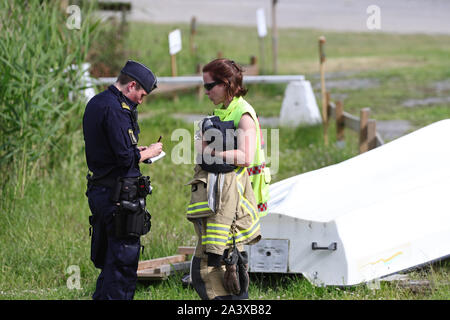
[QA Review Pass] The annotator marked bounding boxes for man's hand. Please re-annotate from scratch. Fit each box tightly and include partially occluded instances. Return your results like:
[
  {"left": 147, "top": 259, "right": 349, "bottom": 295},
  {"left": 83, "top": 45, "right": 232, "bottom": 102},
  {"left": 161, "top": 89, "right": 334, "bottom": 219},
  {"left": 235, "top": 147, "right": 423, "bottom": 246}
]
[{"left": 139, "top": 142, "right": 163, "bottom": 162}]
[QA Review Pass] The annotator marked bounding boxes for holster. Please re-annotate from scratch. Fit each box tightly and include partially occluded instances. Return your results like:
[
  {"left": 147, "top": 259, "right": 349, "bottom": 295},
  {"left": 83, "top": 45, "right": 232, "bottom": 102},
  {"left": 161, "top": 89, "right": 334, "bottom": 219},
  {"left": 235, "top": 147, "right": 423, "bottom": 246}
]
[{"left": 111, "top": 176, "right": 152, "bottom": 238}]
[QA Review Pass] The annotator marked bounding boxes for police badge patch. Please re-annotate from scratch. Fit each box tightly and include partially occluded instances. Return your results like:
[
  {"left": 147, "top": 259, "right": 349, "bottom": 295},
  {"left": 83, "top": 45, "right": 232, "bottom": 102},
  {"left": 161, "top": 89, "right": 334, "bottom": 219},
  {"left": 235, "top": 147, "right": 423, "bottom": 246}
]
[{"left": 128, "top": 128, "right": 138, "bottom": 145}]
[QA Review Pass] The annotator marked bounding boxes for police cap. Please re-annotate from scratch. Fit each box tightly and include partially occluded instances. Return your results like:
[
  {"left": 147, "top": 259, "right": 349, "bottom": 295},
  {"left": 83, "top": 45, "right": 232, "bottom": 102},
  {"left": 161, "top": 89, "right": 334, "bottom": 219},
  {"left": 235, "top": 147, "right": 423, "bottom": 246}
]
[{"left": 121, "top": 60, "right": 157, "bottom": 94}]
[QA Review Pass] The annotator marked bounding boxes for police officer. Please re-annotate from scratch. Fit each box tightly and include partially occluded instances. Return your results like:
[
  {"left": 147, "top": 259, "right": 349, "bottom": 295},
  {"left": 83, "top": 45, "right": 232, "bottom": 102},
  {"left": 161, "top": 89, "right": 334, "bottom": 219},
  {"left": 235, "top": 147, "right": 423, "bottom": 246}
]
[{"left": 83, "top": 60, "right": 162, "bottom": 300}]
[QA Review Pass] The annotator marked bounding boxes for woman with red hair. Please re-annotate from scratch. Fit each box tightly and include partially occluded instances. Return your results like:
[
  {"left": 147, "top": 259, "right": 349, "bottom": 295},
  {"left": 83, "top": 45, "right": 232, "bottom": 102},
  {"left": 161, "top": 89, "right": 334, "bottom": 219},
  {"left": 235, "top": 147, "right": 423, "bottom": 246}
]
[{"left": 187, "top": 58, "right": 270, "bottom": 300}]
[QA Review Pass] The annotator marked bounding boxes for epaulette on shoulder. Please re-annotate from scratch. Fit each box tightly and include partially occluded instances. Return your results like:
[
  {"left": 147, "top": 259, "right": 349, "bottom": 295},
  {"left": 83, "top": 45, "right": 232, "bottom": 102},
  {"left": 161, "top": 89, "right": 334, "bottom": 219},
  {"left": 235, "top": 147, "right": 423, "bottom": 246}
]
[{"left": 121, "top": 102, "right": 130, "bottom": 111}]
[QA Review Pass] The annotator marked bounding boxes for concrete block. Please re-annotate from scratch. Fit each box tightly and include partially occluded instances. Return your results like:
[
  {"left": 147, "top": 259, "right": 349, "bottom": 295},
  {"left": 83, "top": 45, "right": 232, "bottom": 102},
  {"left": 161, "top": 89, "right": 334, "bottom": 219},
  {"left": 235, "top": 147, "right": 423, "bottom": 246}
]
[{"left": 279, "top": 81, "right": 322, "bottom": 126}]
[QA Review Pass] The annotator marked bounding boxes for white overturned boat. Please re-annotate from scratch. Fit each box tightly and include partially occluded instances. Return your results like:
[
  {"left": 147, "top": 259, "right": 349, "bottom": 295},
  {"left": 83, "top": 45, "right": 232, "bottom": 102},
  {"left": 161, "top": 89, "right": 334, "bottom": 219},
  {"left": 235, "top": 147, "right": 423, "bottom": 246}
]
[{"left": 247, "top": 119, "right": 450, "bottom": 286}]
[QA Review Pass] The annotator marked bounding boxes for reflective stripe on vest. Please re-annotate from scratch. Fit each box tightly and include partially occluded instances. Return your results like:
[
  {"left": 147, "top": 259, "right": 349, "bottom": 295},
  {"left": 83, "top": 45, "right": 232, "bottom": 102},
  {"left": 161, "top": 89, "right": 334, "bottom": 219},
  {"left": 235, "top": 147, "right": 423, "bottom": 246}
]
[{"left": 235, "top": 167, "right": 258, "bottom": 222}]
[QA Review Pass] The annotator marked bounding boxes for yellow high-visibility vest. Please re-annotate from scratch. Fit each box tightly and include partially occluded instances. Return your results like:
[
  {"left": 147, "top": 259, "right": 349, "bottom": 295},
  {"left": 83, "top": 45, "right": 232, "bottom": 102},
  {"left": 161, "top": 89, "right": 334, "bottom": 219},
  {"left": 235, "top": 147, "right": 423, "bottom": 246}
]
[{"left": 213, "top": 96, "right": 270, "bottom": 216}]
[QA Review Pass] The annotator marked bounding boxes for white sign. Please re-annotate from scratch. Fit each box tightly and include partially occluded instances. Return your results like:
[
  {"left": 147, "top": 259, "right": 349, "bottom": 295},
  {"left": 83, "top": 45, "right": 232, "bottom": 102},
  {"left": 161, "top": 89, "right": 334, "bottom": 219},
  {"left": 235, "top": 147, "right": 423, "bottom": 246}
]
[
  {"left": 256, "top": 8, "right": 267, "bottom": 38},
  {"left": 168, "top": 29, "right": 182, "bottom": 55}
]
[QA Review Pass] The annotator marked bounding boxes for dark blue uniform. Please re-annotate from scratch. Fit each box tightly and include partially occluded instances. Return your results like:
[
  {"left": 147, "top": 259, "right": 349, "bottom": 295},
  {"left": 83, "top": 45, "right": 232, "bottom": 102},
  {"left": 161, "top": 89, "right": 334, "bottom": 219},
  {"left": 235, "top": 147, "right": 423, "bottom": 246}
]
[
  {"left": 84, "top": 85, "right": 141, "bottom": 180},
  {"left": 83, "top": 85, "right": 142, "bottom": 300}
]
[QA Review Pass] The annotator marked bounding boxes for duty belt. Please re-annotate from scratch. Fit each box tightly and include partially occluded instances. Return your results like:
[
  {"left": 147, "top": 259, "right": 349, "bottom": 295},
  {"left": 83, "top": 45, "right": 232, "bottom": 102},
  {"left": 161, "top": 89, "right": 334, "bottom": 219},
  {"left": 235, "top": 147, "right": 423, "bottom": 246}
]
[
  {"left": 86, "top": 172, "right": 116, "bottom": 189},
  {"left": 111, "top": 176, "right": 152, "bottom": 202}
]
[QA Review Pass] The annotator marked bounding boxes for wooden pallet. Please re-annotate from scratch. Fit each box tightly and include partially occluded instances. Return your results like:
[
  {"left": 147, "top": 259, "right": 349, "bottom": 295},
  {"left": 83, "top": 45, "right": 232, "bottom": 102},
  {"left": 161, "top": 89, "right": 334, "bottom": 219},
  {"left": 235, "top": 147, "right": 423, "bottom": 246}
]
[{"left": 137, "top": 246, "right": 195, "bottom": 281}]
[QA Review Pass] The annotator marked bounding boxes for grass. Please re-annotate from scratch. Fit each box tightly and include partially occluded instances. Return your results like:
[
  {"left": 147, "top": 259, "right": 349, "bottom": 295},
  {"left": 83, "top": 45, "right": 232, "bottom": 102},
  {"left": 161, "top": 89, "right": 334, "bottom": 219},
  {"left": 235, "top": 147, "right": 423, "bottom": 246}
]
[
  {"left": 0, "top": 115, "right": 357, "bottom": 300},
  {"left": 1, "top": 20, "right": 449, "bottom": 300},
  {"left": 1, "top": 114, "right": 447, "bottom": 300},
  {"left": 126, "top": 22, "right": 450, "bottom": 130},
  {"left": 0, "top": 1, "right": 100, "bottom": 194}
]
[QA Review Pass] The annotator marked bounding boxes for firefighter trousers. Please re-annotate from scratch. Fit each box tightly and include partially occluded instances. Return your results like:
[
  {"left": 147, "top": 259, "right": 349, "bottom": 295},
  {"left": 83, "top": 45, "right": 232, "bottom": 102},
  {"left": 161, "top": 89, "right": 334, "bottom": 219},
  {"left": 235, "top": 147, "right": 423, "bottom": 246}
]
[{"left": 187, "top": 166, "right": 261, "bottom": 300}]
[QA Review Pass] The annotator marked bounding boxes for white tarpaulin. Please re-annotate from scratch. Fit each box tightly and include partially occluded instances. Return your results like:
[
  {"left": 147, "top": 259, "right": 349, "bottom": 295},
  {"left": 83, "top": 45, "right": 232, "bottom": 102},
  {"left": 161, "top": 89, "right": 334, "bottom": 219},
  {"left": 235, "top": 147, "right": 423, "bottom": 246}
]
[{"left": 251, "top": 119, "right": 450, "bottom": 286}]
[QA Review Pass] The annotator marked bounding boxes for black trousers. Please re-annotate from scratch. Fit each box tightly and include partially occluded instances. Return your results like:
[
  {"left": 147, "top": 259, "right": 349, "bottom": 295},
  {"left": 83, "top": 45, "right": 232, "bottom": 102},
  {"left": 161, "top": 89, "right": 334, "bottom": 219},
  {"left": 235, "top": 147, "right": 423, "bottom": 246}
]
[{"left": 87, "top": 185, "right": 141, "bottom": 300}]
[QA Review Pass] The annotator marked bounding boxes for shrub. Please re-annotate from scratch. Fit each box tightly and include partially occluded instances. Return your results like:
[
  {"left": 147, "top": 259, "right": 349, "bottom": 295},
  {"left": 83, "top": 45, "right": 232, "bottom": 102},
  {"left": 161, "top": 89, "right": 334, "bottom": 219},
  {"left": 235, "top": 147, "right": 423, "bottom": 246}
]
[{"left": 0, "top": 0, "right": 100, "bottom": 195}]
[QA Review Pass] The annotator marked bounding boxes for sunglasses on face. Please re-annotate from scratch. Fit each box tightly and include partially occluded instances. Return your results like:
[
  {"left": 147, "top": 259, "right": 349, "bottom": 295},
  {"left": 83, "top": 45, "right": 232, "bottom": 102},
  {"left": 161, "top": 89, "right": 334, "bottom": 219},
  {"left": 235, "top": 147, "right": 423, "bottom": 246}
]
[{"left": 203, "top": 81, "right": 219, "bottom": 91}]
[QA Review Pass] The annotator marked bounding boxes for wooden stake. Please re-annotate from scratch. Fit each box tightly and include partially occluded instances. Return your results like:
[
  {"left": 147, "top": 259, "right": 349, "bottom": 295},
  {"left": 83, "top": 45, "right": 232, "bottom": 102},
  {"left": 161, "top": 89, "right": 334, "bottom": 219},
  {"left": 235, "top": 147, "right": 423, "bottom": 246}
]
[
  {"left": 319, "top": 36, "right": 328, "bottom": 146},
  {"left": 196, "top": 63, "right": 203, "bottom": 100},
  {"left": 368, "top": 119, "right": 377, "bottom": 151},
  {"left": 336, "top": 100, "right": 345, "bottom": 142},
  {"left": 271, "top": 0, "right": 278, "bottom": 74},
  {"left": 170, "top": 54, "right": 178, "bottom": 101},
  {"left": 171, "top": 54, "right": 177, "bottom": 77},
  {"left": 325, "top": 91, "right": 330, "bottom": 145},
  {"left": 250, "top": 56, "right": 259, "bottom": 75},
  {"left": 259, "top": 36, "right": 265, "bottom": 74},
  {"left": 359, "top": 108, "right": 370, "bottom": 153},
  {"left": 190, "top": 16, "right": 197, "bottom": 54}
]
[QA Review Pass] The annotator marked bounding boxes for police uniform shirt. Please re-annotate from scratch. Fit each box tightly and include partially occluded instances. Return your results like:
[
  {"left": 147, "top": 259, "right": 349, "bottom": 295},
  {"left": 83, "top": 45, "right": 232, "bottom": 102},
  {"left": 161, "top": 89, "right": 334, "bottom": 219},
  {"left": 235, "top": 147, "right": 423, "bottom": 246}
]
[{"left": 83, "top": 85, "right": 141, "bottom": 180}]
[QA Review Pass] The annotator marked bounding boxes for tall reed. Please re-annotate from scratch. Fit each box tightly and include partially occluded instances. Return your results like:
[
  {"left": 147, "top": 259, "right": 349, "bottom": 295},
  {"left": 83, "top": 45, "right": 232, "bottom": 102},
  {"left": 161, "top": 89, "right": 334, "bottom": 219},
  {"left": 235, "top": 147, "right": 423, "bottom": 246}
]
[{"left": 0, "top": 0, "right": 100, "bottom": 197}]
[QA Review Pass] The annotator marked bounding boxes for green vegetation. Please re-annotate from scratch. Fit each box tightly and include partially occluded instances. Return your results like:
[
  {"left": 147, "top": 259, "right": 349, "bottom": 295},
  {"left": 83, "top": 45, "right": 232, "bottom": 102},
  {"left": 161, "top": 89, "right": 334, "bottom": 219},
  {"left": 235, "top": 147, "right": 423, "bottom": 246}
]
[
  {"left": 1, "top": 11, "right": 449, "bottom": 299},
  {"left": 127, "top": 22, "right": 450, "bottom": 127},
  {"left": 0, "top": 1, "right": 100, "bottom": 194}
]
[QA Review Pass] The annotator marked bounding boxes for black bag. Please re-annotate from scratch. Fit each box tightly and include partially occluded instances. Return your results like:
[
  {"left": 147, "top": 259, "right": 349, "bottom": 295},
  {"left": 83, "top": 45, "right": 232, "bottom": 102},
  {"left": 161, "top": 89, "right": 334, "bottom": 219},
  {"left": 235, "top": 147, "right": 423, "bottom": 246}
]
[{"left": 200, "top": 116, "right": 237, "bottom": 173}]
